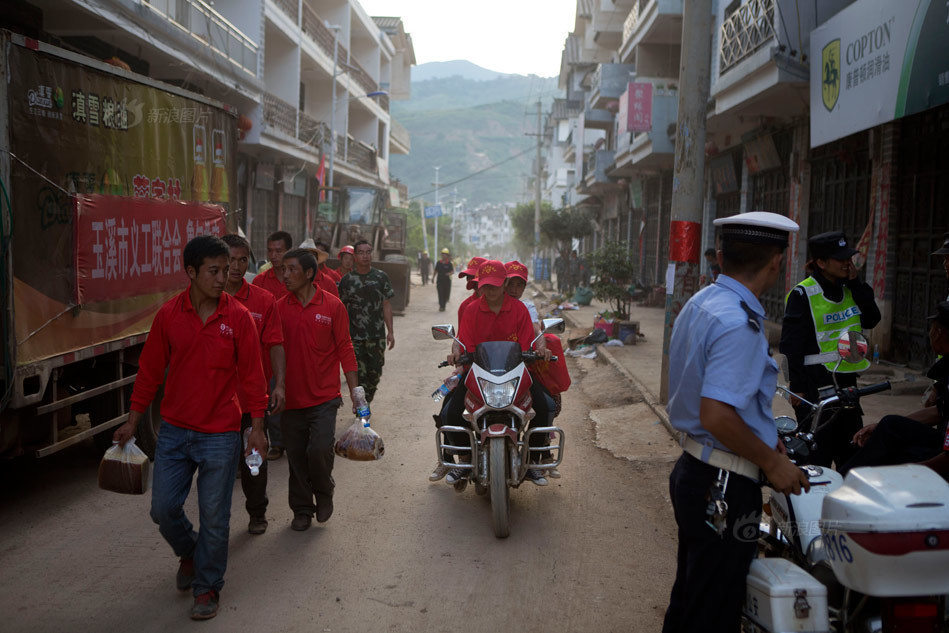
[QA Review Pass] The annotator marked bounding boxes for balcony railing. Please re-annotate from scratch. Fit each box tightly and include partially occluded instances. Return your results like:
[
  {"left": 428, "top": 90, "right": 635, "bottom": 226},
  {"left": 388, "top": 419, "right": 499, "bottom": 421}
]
[
  {"left": 622, "top": 0, "right": 643, "bottom": 45},
  {"left": 263, "top": 93, "right": 297, "bottom": 138},
  {"left": 142, "top": 0, "right": 259, "bottom": 77},
  {"left": 297, "top": 111, "right": 329, "bottom": 151},
  {"left": 719, "top": 0, "right": 776, "bottom": 75},
  {"left": 348, "top": 58, "right": 378, "bottom": 94},
  {"left": 272, "top": 0, "right": 298, "bottom": 22},
  {"left": 348, "top": 141, "right": 376, "bottom": 174},
  {"left": 301, "top": 2, "right": 349, "bottom": 63}
]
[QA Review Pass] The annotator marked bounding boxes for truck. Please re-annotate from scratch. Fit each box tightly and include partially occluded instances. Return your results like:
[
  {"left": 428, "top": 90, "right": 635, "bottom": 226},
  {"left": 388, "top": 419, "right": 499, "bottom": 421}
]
[{"left": 0, "top": 30, "right": 238, "bottom": 459}]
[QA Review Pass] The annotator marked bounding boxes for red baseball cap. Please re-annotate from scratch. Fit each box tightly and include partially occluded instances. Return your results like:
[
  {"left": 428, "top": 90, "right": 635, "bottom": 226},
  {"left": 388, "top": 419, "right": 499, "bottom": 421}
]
[
  {"left": 504, "top": 260, "right": 528, "bottom": 281},
  {"left": 338, "top": 245, "right": 354, "bottom": 257},
  {"left": 459, "top": 256, "right": 486, "bottom": 279},
  {"left": 476, "top": 260, "right": 507, "bottom": 288}
]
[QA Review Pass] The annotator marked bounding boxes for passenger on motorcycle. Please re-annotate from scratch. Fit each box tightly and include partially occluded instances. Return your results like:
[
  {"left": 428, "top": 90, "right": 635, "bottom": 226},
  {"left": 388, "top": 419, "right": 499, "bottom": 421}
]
[
  {"left": 456, "top": 256, "right": 485, "bottom": 326},
  {"left": 431, "top": 260, "right": 553, "bottom": 486},
  {"left": 841, "top": 301, "right": 949, "bottom": 475}
]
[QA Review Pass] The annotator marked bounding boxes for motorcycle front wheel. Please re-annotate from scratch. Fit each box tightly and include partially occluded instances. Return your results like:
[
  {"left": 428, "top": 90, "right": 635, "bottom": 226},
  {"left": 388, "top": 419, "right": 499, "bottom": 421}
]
[{"left": 489, "top": 437, "right": 511, "bottom": 538}]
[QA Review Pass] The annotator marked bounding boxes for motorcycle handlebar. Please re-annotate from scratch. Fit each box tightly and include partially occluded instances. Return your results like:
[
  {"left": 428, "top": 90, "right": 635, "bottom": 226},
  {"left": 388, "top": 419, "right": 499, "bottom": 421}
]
[
  {"left": 856, "top": 381, "right": 891, "bottom": 398},
  {"left": 439, "top": 354, "right": 472, "bottom": 368}
]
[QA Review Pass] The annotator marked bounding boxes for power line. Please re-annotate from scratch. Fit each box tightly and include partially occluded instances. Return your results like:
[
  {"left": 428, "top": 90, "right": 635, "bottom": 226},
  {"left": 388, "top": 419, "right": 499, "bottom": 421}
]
[{"left": 408, "top": 146, "right": 534, "bottom": 200}]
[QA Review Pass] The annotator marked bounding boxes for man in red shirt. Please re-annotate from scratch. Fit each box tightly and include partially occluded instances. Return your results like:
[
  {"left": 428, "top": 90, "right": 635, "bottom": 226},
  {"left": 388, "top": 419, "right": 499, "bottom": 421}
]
[
  {"left": 456, "top": 256, "right": 485, "bottom": 326},
  {"left": 253, "top": 230, "right": 293, "bottom": 300},
  {"left": 222, "top": 234, "right": 285, "bottom": 535},
  {"left": 316, "top": 240, "right": 342, "bottom": 284},
  {"left": 433, "top": 260, "right": 552, "bottom": 485},
  {"left": 113, "top": 235, "right": 268, "bottom": 621},
  {"left": 278, "top": 248, "right": 360, "bottom": 530}
]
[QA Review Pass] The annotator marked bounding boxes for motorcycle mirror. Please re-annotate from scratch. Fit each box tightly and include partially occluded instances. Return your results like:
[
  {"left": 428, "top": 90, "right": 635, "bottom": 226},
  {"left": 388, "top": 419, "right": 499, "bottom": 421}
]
[
  {"left": 774, "top": 415, "right": 798, "bottom": 434},
  {"left": 541, "top": 318, "right": 565, "bottom": 334},
  {"left": 431, "top": 324, "right": 456, "bottom": 341},
  {"left": 836, "top": 331, "right": 869, "bottom": 364}
]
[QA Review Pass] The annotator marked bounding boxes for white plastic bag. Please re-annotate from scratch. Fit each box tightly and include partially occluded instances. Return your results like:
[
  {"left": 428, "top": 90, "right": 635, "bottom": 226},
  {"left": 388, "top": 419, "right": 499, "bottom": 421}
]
[
  {"left": 98, "top": 438, "right": 151, "bottom": 494},
  {"left": 334, "top": 418, "right": 385, "bottom": 461}
]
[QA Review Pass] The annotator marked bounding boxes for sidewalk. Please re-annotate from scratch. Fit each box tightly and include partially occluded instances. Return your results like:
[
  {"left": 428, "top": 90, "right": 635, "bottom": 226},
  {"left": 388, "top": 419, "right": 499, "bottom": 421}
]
[{"left": 531, "top": 286, "right": 927, "bottom": 441}]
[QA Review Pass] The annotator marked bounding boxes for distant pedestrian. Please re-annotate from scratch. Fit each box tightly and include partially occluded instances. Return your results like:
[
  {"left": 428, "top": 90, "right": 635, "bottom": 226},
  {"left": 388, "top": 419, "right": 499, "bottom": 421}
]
[
  {"left": 113, "top": 235, "right": 269, "bottom": 620},
  {"left": 434, "top": 248, "right": 454, "bottom": 311},
  {"left": 222, "top": 234, "right": 285, "bottom": 536},
  {"left": 554, "top": 253, "right": 566, "bottom": 294},
  {"left": 338, "top": 239, "right": 396, "bottom": 404},
  {"left": 419, "top": 251, "right": 432, "bottom": 285},
  {"left": 567, "top": 251, "right": 581, "bottom": 294},
  {"left": 277, "top": 248, "right": 360, "bottom": 530}
]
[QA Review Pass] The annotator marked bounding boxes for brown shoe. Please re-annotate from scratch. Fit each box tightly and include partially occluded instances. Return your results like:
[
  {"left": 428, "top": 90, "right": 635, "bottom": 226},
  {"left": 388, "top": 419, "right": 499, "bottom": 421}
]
[
  {"left": 266, "top": 447, "right": 284, "bottom": 461},
  {"left": 190, "top": 590, "right": 219, "bottom": 620},
  {"left": 176, "top": 557, "right": 194, "bottom": 592},
  {"left": 316, "top": 501, "right": 334, "bottom": 524},
  {"left": 291, "top": 513, "right": 311, "bottom": 531},
  {"left": 248, "top": 516, "right": 268, "bottom": 535}
]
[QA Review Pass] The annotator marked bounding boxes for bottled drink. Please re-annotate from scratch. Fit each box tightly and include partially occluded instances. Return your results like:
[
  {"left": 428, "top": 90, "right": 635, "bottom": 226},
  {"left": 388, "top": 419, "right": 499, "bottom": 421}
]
[
  {"left": 243, "top": 428, "right": 263, "bottom": 477},
  {"left": 872, "top": 344, "right": 880, "bottom": 365},
  {"left": 432, "top": 374, "right": 460, "bottom": 402},
  {"left": 352, "top": 386, "right": 371, "bottom": 421}
]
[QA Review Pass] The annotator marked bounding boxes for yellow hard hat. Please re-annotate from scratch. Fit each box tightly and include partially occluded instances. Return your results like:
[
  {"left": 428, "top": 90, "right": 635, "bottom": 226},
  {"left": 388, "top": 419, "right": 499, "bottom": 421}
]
[{"left": 441, "top": 248, "right": 450, "bottom": 254}]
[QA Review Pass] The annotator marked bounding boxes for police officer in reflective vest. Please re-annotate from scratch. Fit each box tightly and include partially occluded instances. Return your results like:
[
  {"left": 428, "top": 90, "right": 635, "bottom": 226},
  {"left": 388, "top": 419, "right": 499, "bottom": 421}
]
[
  {"left": 780, "top": 231, "right": 881, "bottom": 467},
  {"left": 663, "top": 212, "right": 810, "bottom": 633}
]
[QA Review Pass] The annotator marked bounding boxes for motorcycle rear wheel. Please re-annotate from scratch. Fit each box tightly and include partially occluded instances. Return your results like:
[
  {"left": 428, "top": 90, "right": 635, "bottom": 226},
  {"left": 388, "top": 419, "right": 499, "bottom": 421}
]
[{"left": 489, "top": 437, "right": 511, "bottom": 538}]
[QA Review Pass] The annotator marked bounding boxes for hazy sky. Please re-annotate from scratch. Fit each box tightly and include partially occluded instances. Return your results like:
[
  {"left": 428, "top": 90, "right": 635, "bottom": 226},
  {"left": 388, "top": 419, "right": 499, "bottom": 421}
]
[{"left": 359, "top": 0, "right": 576, "bottom": 77}]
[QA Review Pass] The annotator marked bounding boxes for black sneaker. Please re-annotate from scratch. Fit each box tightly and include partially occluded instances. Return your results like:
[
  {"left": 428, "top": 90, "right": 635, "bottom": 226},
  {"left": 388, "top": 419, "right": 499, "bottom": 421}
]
[
  {"left": 248, "top": 516, "right": 268, "bottom": 535},
  {"left": 525, "top": 469, "right": 549, "bottom": 486},
  {"left": 190, "top": 590, "right": 219, "bottom": 620},
  {"left": 445, "top": 468, "right": 468, "bottom": 485},
  {"left": 291, "top": 514, "right": 312, "bottom": 531},
  {"left": 176, "top": 557, "right": 194, "bottom": 592}
]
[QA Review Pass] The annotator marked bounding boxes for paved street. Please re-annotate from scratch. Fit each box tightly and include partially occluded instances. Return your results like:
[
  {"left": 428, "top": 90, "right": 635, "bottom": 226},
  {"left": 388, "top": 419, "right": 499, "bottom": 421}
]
[{"left": 0, "top": 274, "right": 678, "bottom": 633}]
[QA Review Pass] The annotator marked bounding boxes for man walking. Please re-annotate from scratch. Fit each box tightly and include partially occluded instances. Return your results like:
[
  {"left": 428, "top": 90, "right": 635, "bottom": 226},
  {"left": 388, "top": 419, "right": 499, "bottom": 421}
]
[
  {"left": 338, "top": 239, "right": 395, "bottom": 403},
  {"left": 278, "top": 247, "right": 360, "bottom": 530},
  {"left": 222, "top": 234, "right": 285, "bottom": 535},
  {"left": 113, "top": 235, "right": 269, "bottom": 620},
  {"left": 419, "top": 251, "right": 432, "bottom": 285},
  {"left": 663, "top": 212, "right": 809, "bottom": 633}
]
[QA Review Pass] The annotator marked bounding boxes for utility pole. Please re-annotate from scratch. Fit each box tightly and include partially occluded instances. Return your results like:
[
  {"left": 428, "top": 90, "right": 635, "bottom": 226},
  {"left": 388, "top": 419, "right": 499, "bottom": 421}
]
[
  {"left": 326, "top": 23, "right": 341, "bottom": 204},
  {"left": 534, "top": 101, "right": 542, "bottom": 273},
  {"left": 434, "top": 166, "right": 440, "bottom": 257},
  {"left": 450, "top": 187, "right": 458, "bottom": 248},
  {"left": 659, "top": 0, "right": 712, "bottom": 403},
  {"left": 421, "top": 198, "right": 429, "bottom": 255}
]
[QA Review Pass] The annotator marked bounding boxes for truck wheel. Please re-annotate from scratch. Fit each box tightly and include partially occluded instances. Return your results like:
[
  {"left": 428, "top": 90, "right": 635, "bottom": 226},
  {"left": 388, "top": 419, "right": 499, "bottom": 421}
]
[
  {"left": 134, "top": 395, "right": 162, "bottom": 460},
  {"left": 488, "top": 437, "right": 510, "bottom": 538}
]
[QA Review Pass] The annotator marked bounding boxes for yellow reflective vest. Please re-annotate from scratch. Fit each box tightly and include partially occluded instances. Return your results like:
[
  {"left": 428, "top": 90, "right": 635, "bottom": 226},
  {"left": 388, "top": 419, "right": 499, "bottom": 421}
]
[{"left": 789, "top": 276, "right": 870, "bottom": 373}]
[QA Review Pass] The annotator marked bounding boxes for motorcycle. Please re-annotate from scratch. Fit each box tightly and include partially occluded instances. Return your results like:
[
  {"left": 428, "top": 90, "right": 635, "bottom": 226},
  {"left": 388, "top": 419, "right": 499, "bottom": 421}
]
[
  {"left": 430, "top": 318, "right": 566, "bottom": 538},
  {"left": 743, "top": 331, "right": 949, "bottom": 633}
]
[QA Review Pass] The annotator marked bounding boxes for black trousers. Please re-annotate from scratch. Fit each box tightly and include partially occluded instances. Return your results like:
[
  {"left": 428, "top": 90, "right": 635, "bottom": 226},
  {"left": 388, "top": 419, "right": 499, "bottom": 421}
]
[
  {"left": 282, "top": 399, "right": 340, "bottom": 516},
  {"left": 663, "top": 453, "right": 761, "bottom": 633},
  {"left": 794, "top": 373, "right": 862, "bottom": 468},
  {"left": 436, "top": 277, "right": 451, "bottom": 310},
  {"left": 436, "top": 377, "right": 555, "bottom": 461},
  {"left": 839, "top": 414, "right": 944, "bottom": 475},
  {"left": 238, "top": 413, "right": 268, "bottom": 518}
]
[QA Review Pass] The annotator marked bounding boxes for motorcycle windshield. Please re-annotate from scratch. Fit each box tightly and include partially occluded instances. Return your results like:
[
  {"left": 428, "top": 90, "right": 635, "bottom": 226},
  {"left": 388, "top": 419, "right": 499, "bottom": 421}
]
[{"left": 474, "top": 341, "right": 523, "bottom": 375}]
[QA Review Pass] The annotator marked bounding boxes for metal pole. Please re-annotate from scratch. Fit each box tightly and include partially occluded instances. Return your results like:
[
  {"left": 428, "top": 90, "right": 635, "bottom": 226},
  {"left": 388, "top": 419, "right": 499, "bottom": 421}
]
[
  {"left": 327, "top": 23, "right": 340, "bottom": 204},
  {"left": 659, "top": 0, "right": 712, "bottom": 404},
  {"left": 434, "top": 166, "right": 440, "bottom": 256},
  {"left": 534, "top": 101, "right": 542, "bottom": 259},
  {"left": 451, "top": 187, "right": 457, "bottom": 248},
  {"left": 421, "top": 198, "right": 429, "bottom": 254}
]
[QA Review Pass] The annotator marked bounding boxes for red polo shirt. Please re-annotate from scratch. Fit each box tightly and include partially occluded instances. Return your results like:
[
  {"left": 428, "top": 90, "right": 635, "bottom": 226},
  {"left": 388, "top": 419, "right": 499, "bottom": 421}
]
[
  {"left": 457, "top": 291, "right": 479, "bottom": 326},
  {"left": 232, "top": 280, "right": 283, "bottom": 410},
  {"left": 323, "top": 265, "right": 341, "bottom": 284},
  {"left": 252, "top": 266, "right": 288, "bottom": 300},
  {"left": 130, "top": 290, "right": 268, "bottom": 432},
  {"left": 279, "top": 286, "right": 358, "bottom": 409},
  {"left": 459, "top": 294, "right": 535, "bottom": 352},
  {"left": 317, "top": 269, "right": 340, "bottom": 298}
]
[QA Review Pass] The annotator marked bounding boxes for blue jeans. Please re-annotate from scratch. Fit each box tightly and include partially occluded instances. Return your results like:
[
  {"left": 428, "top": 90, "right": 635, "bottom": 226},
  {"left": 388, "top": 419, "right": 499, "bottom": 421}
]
[{"left": 150, "top": 421, "right": 239, "bottom": 596}]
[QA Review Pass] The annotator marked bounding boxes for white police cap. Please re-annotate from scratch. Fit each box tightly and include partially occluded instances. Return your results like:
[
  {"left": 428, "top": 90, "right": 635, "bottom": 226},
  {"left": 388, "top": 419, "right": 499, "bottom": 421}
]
[{"left": 713, "top": 211, "right": 799, "bottom": 247}]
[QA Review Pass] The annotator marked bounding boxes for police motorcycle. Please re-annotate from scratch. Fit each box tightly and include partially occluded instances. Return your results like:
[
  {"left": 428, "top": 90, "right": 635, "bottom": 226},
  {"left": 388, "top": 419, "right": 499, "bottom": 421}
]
[
  {"left": 430, "top": 319, "right": 566, "bottom": 539},
  {"left": 743, "top": 331, "right": 949, "bottom": 633}
]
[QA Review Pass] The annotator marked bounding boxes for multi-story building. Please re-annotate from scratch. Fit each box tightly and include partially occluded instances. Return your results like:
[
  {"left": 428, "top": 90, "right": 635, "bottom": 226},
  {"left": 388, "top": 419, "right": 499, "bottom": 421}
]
[
  {"left": 544, "top": 0, "right": 949, "bottom": 366},
  {"left": 465, "top": 204, "right": 515, "bottom": 254},
  {"left": 13, "top": 0, "right": 414, "bottom": 258}
]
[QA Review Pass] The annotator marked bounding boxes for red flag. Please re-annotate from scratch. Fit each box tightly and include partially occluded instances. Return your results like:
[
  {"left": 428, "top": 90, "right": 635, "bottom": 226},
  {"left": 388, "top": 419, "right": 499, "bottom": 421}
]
[{"left": 315, "top": 154, "right": 326, "bottom": 202}]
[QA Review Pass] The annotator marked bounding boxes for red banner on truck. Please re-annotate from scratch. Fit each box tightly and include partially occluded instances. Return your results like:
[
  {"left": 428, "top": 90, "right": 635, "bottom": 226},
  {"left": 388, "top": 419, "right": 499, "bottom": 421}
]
[{"left": 74, "top": 195, "right": 225, "bottom": 304}]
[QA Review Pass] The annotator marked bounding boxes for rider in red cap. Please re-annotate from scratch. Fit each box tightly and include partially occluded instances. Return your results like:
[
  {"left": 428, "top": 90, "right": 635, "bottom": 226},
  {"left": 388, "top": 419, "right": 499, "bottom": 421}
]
[{"left": 456, "top": 256, "right": 485, "bottom": 326}]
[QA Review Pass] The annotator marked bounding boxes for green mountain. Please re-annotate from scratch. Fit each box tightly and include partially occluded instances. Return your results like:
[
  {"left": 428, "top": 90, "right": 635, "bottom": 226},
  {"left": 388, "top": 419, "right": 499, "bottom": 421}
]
[{"left": 389, "top": 65, "right": 559, "bottom": 207}]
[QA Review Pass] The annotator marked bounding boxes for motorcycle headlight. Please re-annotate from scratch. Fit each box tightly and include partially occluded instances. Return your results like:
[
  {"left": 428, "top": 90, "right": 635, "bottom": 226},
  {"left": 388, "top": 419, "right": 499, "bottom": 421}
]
[{"left": 477, "top": 377, "right": 518, "bottom": 408}]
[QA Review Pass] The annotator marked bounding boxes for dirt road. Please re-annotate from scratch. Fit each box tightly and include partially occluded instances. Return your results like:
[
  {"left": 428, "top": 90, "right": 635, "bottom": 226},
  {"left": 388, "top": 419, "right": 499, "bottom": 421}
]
[{"left": 0, "top": 274, "right": 678, "bottom": 632}]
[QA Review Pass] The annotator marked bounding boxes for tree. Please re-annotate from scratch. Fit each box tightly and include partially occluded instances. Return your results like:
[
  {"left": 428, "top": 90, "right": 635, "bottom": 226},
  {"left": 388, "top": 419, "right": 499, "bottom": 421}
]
[
  {"left": 587, "top": 241, "right": 637, "bottom": 320},
  {"left": 541, "top": 207, "right": 593, "bottom": 258},
  {"left": 509, "top": 201, "right": 554, "bottom": 255}
]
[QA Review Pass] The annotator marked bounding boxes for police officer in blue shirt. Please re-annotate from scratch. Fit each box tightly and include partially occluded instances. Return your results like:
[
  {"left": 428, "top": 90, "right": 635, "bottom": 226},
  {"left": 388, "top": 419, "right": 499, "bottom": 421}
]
[{"left": 662, "top": 211, "right": 810, "bottom": 633}]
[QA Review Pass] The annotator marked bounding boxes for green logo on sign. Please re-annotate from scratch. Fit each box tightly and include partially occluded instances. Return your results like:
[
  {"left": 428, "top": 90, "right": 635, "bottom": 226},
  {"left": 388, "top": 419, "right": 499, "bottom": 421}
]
[{"left": 822, "top": 39, "right": 841, "bottom": 112}]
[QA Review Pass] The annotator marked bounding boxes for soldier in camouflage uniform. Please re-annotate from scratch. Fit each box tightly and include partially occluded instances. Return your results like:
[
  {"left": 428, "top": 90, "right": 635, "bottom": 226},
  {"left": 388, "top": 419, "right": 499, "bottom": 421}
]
[{"left": 337, "top": 240, "right": 395, "bottom": 403}]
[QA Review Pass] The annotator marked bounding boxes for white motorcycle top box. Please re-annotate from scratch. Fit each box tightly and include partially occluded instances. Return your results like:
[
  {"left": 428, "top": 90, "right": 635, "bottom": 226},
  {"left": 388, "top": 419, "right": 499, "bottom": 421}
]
[
  {"left": 819, "top": 465, "right": 949, "bottom": 597},
  {"left": 744, "top": 558, "right": 830, "bottom": 633}
]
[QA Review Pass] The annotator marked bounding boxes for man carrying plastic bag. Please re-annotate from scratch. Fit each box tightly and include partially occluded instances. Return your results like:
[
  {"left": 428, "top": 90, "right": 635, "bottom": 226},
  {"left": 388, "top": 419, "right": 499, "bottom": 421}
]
[{"left": 112, "top": 236, "right": 269, "bottom": 621}]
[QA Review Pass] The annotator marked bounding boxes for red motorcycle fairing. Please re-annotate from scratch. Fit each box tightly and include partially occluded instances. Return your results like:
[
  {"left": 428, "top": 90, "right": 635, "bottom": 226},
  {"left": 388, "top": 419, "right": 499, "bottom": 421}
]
[{"left": 480, "top": 424, "right": 518, "bottom": 443}]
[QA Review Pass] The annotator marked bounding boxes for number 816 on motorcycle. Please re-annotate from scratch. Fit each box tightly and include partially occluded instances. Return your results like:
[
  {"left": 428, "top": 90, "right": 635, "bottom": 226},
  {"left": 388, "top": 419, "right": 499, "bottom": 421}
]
[{"left": 824, "top": 532, "right": 854, "bottom": 564}]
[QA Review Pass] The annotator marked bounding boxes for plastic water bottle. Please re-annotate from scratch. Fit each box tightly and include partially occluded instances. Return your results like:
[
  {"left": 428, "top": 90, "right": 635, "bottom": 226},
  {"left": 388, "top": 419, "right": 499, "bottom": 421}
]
[
  {"left": 243, "top": 428, "right": 263, "bottom": 477},
  {"left": 432, "top": 374, "right": 460, "bottom": 402},
  {"left": 352, "top": 386, "right": 371, "bottom": 421},
  {"left": 872, "top": 344, "right": 880, "bottom": 365}
]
